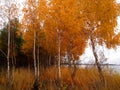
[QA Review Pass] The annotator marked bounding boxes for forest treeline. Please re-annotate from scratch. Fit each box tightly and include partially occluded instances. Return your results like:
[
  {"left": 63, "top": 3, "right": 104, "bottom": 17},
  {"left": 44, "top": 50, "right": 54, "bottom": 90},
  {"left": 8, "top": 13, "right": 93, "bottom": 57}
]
[{"left": 0, "top": 0, "right": 120, "bottom": 88}]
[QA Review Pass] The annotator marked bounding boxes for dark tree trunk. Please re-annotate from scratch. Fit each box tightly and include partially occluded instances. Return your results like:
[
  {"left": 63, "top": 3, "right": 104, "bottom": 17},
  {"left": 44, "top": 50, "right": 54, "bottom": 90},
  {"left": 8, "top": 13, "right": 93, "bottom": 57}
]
[
  {"left": 37, "top": 45, "right": 40, "bottom": 78},
  {"left": 90, "top": 35, "right": 105, "bottom": 86}
]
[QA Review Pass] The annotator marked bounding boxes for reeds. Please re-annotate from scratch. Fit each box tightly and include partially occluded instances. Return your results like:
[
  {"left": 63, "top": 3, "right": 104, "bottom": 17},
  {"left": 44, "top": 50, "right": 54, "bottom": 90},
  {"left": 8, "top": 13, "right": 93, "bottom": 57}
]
[{"left": 0, "top": 67, "right": 120, "bottom": 90}]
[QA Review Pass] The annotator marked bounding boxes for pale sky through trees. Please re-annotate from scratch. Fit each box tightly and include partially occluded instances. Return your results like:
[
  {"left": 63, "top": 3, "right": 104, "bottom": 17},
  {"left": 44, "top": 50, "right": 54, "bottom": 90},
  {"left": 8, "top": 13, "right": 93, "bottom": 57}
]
[
  {"left": 81, "top": 1, "right": 120, "bottom": 65},
  {"left": 1, "top": 1, "right": 120, "bottom": 89},
  {"left": 81, "top": 16, "right": 120, "bottom": 65},
  {"left": 1, "top": 0, "right": 120, "bottom": 65},
  {"left": 17, "top": 0, "right": 120, "bottom": 65}
]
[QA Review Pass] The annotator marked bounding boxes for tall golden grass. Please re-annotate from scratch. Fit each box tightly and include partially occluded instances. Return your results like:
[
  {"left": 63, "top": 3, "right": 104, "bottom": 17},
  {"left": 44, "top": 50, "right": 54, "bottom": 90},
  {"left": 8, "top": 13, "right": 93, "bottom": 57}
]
[{"left": 0, "top": 67, "right": 120, "bottom": 90}]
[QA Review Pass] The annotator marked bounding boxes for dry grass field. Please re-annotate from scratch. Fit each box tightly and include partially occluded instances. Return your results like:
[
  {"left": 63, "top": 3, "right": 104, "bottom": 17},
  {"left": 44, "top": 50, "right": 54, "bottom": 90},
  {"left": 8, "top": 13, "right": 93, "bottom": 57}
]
[{"left": 0, "top": 67, "right": 120, "bottom": 90}]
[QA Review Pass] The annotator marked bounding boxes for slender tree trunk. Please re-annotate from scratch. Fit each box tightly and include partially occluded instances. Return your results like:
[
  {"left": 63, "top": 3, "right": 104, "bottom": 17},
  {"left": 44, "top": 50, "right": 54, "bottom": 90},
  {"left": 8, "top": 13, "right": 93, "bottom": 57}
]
[
  {"left": 71, "top": 56, "right": 77, "bottom": 80},
  {"left": 90, "top": 35, "right": 105, "bottom": 86},
  {"left": 11, "top": 31, "right": 14, "bottom": 68},
  {"left": 13, "top": 54, "right": 16, "bottom": 67},
  {"left": 49, "top": 54, "right": 51, "bottom": 66},
  {"left": 37, "top": 45, "right": 40, "bottom": 78},
  {"left": 7, "top": 18, "right": 10, "bottom": 82},
  {"left": 13, "top": 32, "right": 16, "bottom": 67},
  {"left": 0, "top": 49, "right": 7, "bottom": 57},
  {"left": 58, "top": 30, "right": 61, "bottom": 80},
  {"left": 33, "top": 27, "right": 37, "bottom": 78},
  {"left": 12, "top": 35, "right": 15, "bottom": 84},
  {"left": 68, "top": 40, "right": 72, "bottom": 67},
  {"left": 67, "top": 52, "right": 71, "bottom": 67}
]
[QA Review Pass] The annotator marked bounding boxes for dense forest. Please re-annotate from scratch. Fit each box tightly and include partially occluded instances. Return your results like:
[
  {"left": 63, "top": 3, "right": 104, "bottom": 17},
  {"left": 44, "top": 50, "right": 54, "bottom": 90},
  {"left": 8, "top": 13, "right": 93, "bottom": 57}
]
[{"left": 0, "top": 0, "right": 120, "bottom": 90}]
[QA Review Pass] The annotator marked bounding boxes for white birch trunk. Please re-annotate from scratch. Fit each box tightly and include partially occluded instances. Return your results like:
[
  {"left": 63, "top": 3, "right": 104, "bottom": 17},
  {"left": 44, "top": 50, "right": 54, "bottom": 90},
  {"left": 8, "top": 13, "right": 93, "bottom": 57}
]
[
  {"left": 57, "top": 30, "right": 61, "bottom": 80},
  {"left": 33, "top": 27, "right": 37, "bottom": 78}
]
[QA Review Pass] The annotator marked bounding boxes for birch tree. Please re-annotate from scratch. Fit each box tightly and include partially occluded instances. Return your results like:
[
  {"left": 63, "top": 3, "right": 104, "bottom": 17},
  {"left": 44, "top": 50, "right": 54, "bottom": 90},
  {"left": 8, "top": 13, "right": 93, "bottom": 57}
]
[
  {"left": 0, "top": 0, "right": 18, "bottom": 83},
  {"left": 22, "top": 0, "right": 38, "bottom": 78},
  {"left": 79, "top": 0, "right": 120, "bottom": 85},
  {"left": 46, "top": 0, "right": 88, "bottom": 80},
  {"left": 22, "top": 0, "right": 49, "bottom": 78}
]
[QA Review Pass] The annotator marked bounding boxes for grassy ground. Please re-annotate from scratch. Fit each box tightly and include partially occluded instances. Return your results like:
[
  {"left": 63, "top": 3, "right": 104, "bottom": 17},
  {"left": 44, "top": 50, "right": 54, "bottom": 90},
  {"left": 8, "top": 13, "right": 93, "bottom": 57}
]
[{"left": 0, "top": 67, "right": 120, "bottom": 90}]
